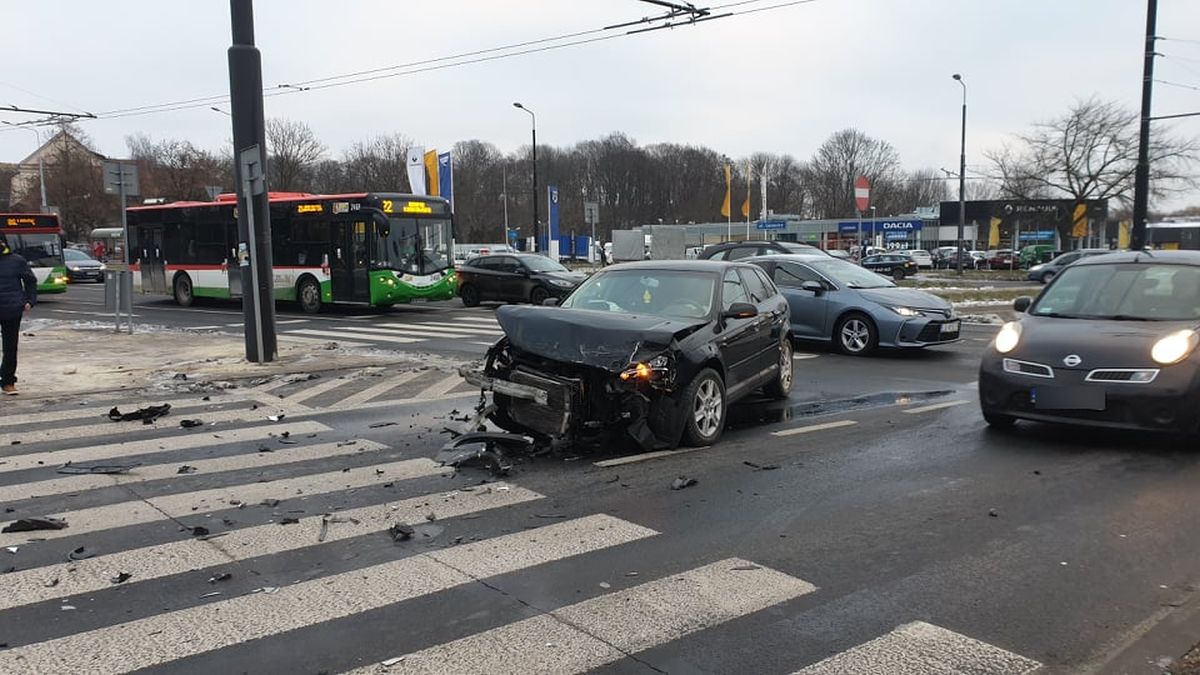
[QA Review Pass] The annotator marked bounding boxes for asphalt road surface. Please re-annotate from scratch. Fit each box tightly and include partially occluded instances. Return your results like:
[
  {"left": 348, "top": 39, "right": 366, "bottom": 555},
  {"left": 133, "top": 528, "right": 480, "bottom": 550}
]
[{"left": 3, "top": 287, "right": 1199, "bottom": 673}]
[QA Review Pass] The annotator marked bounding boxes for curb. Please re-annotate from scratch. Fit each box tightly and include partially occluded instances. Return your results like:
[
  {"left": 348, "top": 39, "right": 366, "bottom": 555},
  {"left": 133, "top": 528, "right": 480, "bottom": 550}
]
[{"left": 1087, "top": 586, "right": 1200, "bottom": 674}]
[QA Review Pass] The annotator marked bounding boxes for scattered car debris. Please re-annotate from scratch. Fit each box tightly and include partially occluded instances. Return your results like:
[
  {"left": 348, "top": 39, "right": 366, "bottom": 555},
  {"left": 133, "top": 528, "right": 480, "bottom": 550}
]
[
  {"left": 389, "top": 523, "right": 415, "bottom": 542},
  {"left": 267, "top": 414, "right": 285, "bottom": 422},
  {"left": 625, "top": 571, "right": 639, "bottom": 577},
  {"left": 179, "top": 419, "right": 203, "bottom": 429},
  {"left": 208, "top": 572, "right": 232, "bottom": 583},
  {"left": 260, "top": 499, "right": 281, "bottom": 508},
  {"left": 731, "top": 564, "right": 762, "bottom": 571},
  {"left": 190, "top": 526, "right": 210, "bottom": 537},
  {"left": 336, "top": 440, "right": 358, "bottom": 448},
  {"left": 2, "top": 517, "right": 68, "bottom": 533},
  {"left": 743, "top": 461, "right": 780, "bottom": 471},
  {"left": 599, "top": 582, "right": 611, "bottom": 589},
  {"left": 282, "top": 373, "right": 319, "bottom": 383},
  {"left": 110, "top": 572, "right": 133, "bottom": 584},
  {"left": 177, "top": 465, "right": 197, "bottom": 475},
  {"left": 279, "top": 517, "right": 300, "bottom": 525},
  {"left": 108, "top": 404, "right": 172, "bottom": 424},
  {"left": 671, "top": 476, "right": 698, "bottom": 491},
  {"left": 60, "top": 604, "right": 76, "bottom": 611},
  {"left": 989, "top": 508, "right": 999, "bottom": 517},
  {"left": 57, "top": 461, "right": 139, "bottom": 475},
  {"left": 435, "top": 432, "right": 532, "bottom": 475},
  {"left": 381, "top": 657, "right": 405, "bottom": 667},
  {"left": 43, "top": 578, "right": 59, "bottom": 588},
  {"left": 368, "top": 421, "right": 397, "bottom": 429},
  {"left": 5, "top": 546, "right": 19, "bottom": 554},
  {"left": 199, "top": 591, "right": 222, "bottom": 599},
  {"left": 250, "top": 586, "right": 280, "bottom": 595},
  {"left": 67, "top": 546, "right": 96, "bottom": 561}
]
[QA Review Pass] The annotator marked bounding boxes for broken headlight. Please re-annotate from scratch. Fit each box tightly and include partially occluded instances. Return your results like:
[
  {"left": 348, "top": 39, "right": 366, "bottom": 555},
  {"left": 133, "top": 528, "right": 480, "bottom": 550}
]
[{"left": 619, "top": 354, "right": 673, "bottom": 382}]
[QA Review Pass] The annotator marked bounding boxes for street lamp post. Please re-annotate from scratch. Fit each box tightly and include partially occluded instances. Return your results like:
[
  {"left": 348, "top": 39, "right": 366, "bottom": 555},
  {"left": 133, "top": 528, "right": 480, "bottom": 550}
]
[
  {"left": 4, "top": 122, "right": 48, "bottom": 210},
  {"left": 870, "top": 205, "right": 877, "bottom": 251},
  {"left": 952, "top": 73, "right": 967, "bottom": 276},
  {"left": 513, "top": 102, "right": 539, "bottom": 253}
]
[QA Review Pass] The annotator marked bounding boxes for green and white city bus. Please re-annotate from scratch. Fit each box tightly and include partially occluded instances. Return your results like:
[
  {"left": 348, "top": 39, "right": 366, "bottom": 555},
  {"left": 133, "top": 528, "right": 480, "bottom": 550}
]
[
  {"left": 0, "top": 213, "right": 69, "bottom": 294},
  {"left": 126, "top": 192, "right": 456, "bottom": 313}
]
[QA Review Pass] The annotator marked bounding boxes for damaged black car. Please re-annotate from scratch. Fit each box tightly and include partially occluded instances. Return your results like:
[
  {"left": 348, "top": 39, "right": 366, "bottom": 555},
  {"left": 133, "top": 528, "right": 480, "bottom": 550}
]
[{"left": 463, "top": 260, "right": 793, "bottom": 451}]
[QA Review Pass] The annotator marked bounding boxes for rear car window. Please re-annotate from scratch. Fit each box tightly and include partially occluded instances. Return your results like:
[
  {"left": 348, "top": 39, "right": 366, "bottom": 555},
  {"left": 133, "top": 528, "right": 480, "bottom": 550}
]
[{"left": 739, "top": 268, "right": 770, "bottom": 303}]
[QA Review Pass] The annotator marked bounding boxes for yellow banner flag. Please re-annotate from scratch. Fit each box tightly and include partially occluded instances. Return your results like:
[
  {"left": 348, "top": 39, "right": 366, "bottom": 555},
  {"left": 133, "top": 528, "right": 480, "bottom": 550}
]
[
  {"left": 1071, "top": 203, "right": 1088, "bottom": 238},
  {"left": 424, "top": 149, "right": 439, "bottom": 196},
  {"left": 720, "top": 165, "right": 731, "bottom": 218},
  {"left": 1118, "top": 220, "right": 1132, "bottom": 249},
  {"left": 988, "top": 217, "right": 1002, "bottom": 247}
]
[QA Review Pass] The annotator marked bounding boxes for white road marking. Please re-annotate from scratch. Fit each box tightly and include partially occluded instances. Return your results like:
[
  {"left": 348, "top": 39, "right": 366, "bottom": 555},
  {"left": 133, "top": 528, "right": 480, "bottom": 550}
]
[
  {"left": 349, "top": 558, "right": 816, "bottom": 675},
  {"left": 0, "top": 483, "right": 544, "bottom": 612},
  {"left": 0, "top": 439, "right": 386, "bottom": 503},
  {"left": 0, "top": 420, "right": 330, "bottom": 474},
  {"left": 452, "top": 316, "right": 501, "bottom": 325},
  {"left": 277, "top": 335, "right": 373, "bottom": 349},
  {"left": 327, "top": 325, "right": 494, "bottom": 340},
  {"left": 902, "top": 400, "right": 970, "bottom": 415},
  {"left": 793, "top": 353, "right": 820, "bottom": 360},
  {"left": 0, "top": 405, "right": 296, "bottom": 447},
  {"left": 282, "top": 375, "right": 357, "bottom": 405},
  {"left": 772, "top": 420, "right": 858, "bottom": 437},
  {"left": 337, "top": 371, "right": 425, "bottom": 407},
  {"left": 184, "top": 325, "right": 223, "bottom": 330},
  {"left": 48, "top": 308, "right": 142, "bottom": 318},
  {"left": 412, "top": 374, "right": 465, "bottom": 400},
  {"left": 287, "top": 328, "right": 423, "bottom": 344},
  {"left": 275, "top": 319, "right": 310, "bottom": 325},
  {"left": 408, "top": 321, "right": 505, "bottom": 335},
  {"left": 593, "top": 447, "right": 707, "bottom": 467},
  {"left": 791, "top": 621, "right": 1041, "bottom": 675},
  {"left": 0, "top": 458, "right": 445, "bottom": 544},
  {"left": 0, "top": 515, "right": 656, "bottom": 674},
  {"left": 0, "top": 395, "right": 250, "bottom": 430}
]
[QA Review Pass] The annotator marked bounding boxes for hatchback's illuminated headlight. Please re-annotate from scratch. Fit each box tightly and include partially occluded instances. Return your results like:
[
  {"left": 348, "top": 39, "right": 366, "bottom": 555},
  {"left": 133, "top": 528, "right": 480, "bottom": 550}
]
[
  {"left": 1151, "top": 329, "right": 1199, "bottom": 365},
  {"left": 994, "top": 321, "right": 1022, "bottom": 354}
]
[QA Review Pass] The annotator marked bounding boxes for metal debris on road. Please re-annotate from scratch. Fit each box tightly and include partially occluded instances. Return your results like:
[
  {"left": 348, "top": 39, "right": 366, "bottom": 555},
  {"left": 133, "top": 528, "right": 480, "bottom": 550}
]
[
  {"left": 67, "top": 546, "right": 96, "bottom": 561},
  {"left": 179, "top": 419, "right": 203, "bottom": 429},
  {"left": 43, "top": 578, "right": 59, "bottom": 588},
  {"left": 199, "top": 592, "right": 222, "bottom": 599},
  {"left": 389, "top": 523, "right": 415, "bottom": 542},
  {"left": 368, "top": 421, "right": 397, "bottom": 429},
  {"left": 208, "top": 572, "right": 232, "bottom": 583},
  {"left": 599, "top": 582, "right": 611, "bottom": 589},
  {"left": 282, "top": 373, "right": 319, "bottom": 383},
  {"left": 108, "top": 404, "right": 172, "bottom": 424},
  {"left": 743, "top": 461, "right": 780, "bottom": 471},
  {"left": 190, "top": 526, "right": 210, "bottom": 537},
  {"left": 381, "top": 657, "right": 405, "bottom": 667},
  {"left": 57, "top": 461, "right": 140, "bottom": 475},
  {"left": 267, "top": 414, "right": 285, "bottom": 422},
  {"left": 260, "top": 499, "right": 281, "bottom": 508},
  {"left": 989, "top": 508, "right": 999, "bottom": 517},
  {"left": 671, "top": 476, "right": 698, "bottom": 491},
  {"left": 279, "top": 517, "right": 300, "bottom": 525},
  {"left": 177, "top": 465, "right": 197, "bottom": 474},
  {"left": 5, "top": 546, "right": 19, "bottom": 554},
  {"left": 110, "top": 572, "right": 133, "bottom": 584},
  {"left": 731, "top": 564, "right": 762, "bottom": 571},
  {"left": 2, "top": 517, "right": 68, "bottom": 533}
]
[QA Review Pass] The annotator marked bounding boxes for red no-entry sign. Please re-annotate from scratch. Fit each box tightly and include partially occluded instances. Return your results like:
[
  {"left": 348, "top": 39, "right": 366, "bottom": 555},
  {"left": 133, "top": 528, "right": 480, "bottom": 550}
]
[{"left": 854, "top": 175, "right": 870, "bottom": 213}]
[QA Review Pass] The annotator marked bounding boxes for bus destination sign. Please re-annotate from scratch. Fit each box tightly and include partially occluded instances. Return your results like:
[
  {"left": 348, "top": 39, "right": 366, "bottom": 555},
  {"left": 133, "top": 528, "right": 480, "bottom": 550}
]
[{"left": 296, "top": 203, "right": 324, "bottom": 214}]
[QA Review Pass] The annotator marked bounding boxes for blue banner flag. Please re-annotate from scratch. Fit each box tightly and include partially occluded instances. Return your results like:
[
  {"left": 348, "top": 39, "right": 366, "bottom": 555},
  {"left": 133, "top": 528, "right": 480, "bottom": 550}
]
[
  {"left": 547, "top": 185, "right": 560, "bottom": 240},
  {"left": 437, "top": 152, "right": 453, "bottom": 210}
]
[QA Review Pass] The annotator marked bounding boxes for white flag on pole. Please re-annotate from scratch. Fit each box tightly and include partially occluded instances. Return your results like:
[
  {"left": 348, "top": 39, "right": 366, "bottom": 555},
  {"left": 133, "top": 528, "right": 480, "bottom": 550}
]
[{"left": 406, "top": 146, "right": 426, "bottom": 195}]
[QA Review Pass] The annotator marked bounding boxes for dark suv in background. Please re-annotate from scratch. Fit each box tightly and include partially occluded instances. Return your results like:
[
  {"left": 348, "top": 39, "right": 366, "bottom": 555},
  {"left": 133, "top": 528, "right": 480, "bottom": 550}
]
[{"left": 699, "top": 240, "right": 829, "bottom": 261}]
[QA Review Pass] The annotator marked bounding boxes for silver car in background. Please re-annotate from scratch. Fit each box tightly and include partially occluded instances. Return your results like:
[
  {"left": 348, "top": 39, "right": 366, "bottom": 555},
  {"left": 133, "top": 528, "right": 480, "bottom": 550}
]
[{"left": 750, "top": 254, "right": 960, "bottom": 356}]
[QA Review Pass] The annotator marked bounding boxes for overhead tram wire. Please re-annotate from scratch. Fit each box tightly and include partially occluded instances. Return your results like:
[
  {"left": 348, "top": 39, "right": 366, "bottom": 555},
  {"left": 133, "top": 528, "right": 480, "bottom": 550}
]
[
  {"left": 26, "top": 0, "right": 810, "bottom": 125},
  {"left": 1154, "top": 78, "right": 1200, "bottom": 92}
]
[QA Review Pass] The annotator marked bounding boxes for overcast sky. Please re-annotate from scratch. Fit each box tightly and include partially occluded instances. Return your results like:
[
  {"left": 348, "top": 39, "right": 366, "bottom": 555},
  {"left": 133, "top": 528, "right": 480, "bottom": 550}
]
[{"left": 3, "top": 1, "right": 1199, "bottom": 207}]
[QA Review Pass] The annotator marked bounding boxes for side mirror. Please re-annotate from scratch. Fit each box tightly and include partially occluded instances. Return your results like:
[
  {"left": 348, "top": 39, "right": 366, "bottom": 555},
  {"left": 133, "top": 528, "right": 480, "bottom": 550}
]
[
  {"left": 541, "top": 297, "right": 560, "bottom": 306},
  {"left": 1013, "top": 296, "right": 1032, "bottom": 313},
  {"left": 800, "top": 280, "right": 824, "bottom": 295},
  {"left": 722, "top": 302, "right": 759, "bottom": 320}
]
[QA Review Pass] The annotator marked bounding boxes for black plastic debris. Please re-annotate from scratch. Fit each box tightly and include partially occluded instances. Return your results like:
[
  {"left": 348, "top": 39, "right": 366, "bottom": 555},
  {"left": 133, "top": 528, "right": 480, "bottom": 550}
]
[
  {"left": 190, "top": 526, "right": 210, "bottom": 537},
  {"left": 436, "top": 432, "right": 531, "bottom": 475},
  {"left": 2, "top": 517, "right": 67, "bottom": 533},
  {"left": 108, "top": 404, "right": 172, "bottom": 424},
  {"left": 67, "top": 546, "right": 97, "bottom": 561},
  {"left": 368, "top": 422, "right": 397, "bottom": 429},
  {"left": 57, "top": 461, "right": 139, "bottom": 475},
  {"left": 743, "top": 461, "right": 780, "bottom": 471},
  {"left": 180, "top": 419, "right": 203, "bottom": 429},
  {"left": 177, "top": 465, "right": 197, "bottom": 475},
  {"left": 208, "top": 572, "right": 232, "bottom": 583},
  {"left": 670, "top": 476, "right": 698, "bottom": 491},
  {"left": 279, "top": 517, "right": 300, "bottom": 525},
  {"left": 172, "top": 373, "right": 188, "bottom": 381},
  {"left": 731, "top": 564, "right": 762, "bottom": 571},
  {"left": 988, "top": 508, "right": 999, "bottom": 518},
  {"left": 260, "top": 499, "right": 281, "bottom": 508},
  {"left": 110, "top": 572, "right": 133, "bottom": 584},
  {"left": 389, "top": 523, "right": 415, "bottom": 542}
]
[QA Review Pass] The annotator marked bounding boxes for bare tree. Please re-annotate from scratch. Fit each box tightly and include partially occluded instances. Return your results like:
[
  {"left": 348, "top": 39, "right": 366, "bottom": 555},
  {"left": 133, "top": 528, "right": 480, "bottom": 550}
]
[
  {"left": 265, "top": 118, "right": 326, "bottom": 191},
  {"left": 34, "top": 124, "right": 116, "bottom": 240},
  {"left": 341, "top": 133, "right": 412, "bottom": 193},
  {"left": 804, "top": 129, "right": 903, "bottom": 219},
  {"left": 126, "top": 134, "right": 224, "bottom": 201},
  {"left": 987, "top": 97, "right": 1200, "bottom": 239},
  {"left": 450, "top": 139, "right": 505, "bottom": 242}
]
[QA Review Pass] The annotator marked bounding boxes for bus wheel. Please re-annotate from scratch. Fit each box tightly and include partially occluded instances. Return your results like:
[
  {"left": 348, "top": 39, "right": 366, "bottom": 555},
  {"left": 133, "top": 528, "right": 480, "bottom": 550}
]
[
  {"left": 298, "top": 277, "right": 322, "bottom": 314},
  {"left": 173, "top": 274, "right": 195, "bottom": 307}
]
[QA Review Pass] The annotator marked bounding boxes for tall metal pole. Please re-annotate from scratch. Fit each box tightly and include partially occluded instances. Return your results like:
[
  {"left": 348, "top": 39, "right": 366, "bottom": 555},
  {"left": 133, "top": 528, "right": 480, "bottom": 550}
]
[
  {"left": 1130, "top": 0, "right": 1157, "bottom": 251},
  {"left": 501, "top": 165, "right": 509, "bottom": 244},
  {"left": 513, "top": 103, "right": 539, "bottom": 253},
  {"left": 953, "top": 73, "right": 967, "bottom": 275},
  {"left": 228, "top": 0, "right": 277, "bottom": 363}
]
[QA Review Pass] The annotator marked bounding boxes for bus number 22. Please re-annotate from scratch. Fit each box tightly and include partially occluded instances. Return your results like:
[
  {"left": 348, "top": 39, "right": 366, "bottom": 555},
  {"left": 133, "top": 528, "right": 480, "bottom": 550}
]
[{"left": 382, "top": 199, "right": 394, "bottom": 213}]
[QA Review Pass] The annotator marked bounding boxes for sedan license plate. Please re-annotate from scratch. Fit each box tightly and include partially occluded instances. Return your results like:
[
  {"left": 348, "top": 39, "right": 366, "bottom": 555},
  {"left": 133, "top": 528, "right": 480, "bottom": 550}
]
[
  {"left": 940, "top": 320, "right": 960, "bottom": 334},
  {"left": 1032, "top": 386, "right": 1106, "bottom": 411}
]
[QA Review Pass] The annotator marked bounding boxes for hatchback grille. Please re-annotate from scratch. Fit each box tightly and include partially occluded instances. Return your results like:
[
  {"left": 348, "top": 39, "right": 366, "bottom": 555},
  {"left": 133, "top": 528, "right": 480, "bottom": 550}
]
[{"left": 1002, "top": 358, "right": 1054, "bottom": 379}]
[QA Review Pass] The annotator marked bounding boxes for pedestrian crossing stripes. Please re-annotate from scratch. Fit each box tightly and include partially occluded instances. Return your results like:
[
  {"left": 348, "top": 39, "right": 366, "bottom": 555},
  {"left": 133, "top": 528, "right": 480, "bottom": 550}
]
[
  {"left": 792, "top": 621, "right": 1042, "bottom": 674},
  {"left": 278, "top": 315, "right": 502, "bottom": 350},
  {"left": 0, "top": 404, "right": 293, "bottom": 447},
  {"left": 0, "top": 395, "right": 252, "bottom": 429}
]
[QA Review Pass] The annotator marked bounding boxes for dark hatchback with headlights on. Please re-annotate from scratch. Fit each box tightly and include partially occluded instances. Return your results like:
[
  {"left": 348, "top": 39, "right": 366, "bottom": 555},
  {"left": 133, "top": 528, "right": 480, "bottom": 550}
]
[
  {"left": 456, "top": 253, "right": 586, "bottom": 307},
  {"left": 979, "top": 250, "right": 1200, "bottom": 434}
]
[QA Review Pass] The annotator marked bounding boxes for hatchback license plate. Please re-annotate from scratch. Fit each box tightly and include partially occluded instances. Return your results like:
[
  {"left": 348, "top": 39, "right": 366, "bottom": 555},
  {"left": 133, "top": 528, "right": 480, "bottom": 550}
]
[
  {"left": 1033, "top": 386, "right": 1105, "bottom": 411},
  {"left": 940, "top": 320, "right": 960, "bottom": 334}
]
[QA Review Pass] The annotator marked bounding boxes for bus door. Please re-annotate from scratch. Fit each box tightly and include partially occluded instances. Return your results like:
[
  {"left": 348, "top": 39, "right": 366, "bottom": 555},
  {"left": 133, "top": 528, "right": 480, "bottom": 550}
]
[
  {"left": 140, "top": 228, "right": 167, "bottom": 294},
  {"left": 330, "top": 219, "right": 370, "bottom": 302}
]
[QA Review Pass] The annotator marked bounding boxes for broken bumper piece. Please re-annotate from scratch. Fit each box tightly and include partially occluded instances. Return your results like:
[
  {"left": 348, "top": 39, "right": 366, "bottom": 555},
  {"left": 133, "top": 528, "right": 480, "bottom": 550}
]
[
  {"left": 436, "top": 432, "right": 535, "bottom": 474},
  {"left": 460, "top": 366, "right": 549, "bottom": 406}
]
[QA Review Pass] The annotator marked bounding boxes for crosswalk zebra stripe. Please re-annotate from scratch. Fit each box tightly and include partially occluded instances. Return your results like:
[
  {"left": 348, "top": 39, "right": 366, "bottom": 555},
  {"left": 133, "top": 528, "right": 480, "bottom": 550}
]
[
  {"left": 282, "top": 375, "right": 359, "bottom": 405},
  {"left": 0, "top": 458, "right": 445, "bottom": 544},
  {"left": 0, "top": 420, "right": 331, "bottom": 475},
  {"left": 324, "top": 325, "right": 491, "bottom": 340},
  {"left": 412, "top": 374, "right": 465, "bottom": 400},
  {"left": 902, "top": 400, "right": 969, "bottom": 414},
  {"left": 452, "top": 316, "right": 501, "bottom": 325},
  {"left": 408, "top": 322, "right": 504, "bottom": 335},
  {"left": 0, "top": 439, "right": 386, "bottom": 503},
  {"left": 0, "top": 515, "right": 656, "bottom": 674},
  {"left": 287, "top": 328, "right": 424, "bottom": 344},
  {"left": 338, "top": 371, "right": 425, "bottom": 407},
  {"left": 0, "top": 396, "right": 250, "bottom": 430},
  {"left": 345, "top": 558, "right": 816, "bottom": 675},
  {"left": 0, "top": 405, "right": 294, "bottom": 447},
  {"left": 791, "top": 621, "right": 1042, "bottom": 674},
  {"left": 0, "top": 482, "right": 544, "bottom": 612},
  {"left": 278, "top": 335, "right": 374, "bottom": 349},
  {"left": 364, "top": 321, "right": 502, "bottom": 336}
]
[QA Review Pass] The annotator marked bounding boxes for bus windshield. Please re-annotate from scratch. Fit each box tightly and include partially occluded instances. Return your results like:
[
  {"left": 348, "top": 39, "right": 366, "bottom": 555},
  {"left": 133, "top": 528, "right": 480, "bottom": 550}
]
[
  {"left": 5, "top": 233, "right": 63, "bottom": 268},
  {"left": 376, "top": 217, "right": 453, "bottom": 276}
]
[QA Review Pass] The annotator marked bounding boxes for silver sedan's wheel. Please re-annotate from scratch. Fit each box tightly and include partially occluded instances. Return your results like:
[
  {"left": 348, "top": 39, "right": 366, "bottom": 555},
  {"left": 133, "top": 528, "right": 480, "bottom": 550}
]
[
  {"left": 682, "top": 368, "right": 726, "bottom": 446},
  {"left": 836, "top": 314, "right": 877, "bottom": 356}
]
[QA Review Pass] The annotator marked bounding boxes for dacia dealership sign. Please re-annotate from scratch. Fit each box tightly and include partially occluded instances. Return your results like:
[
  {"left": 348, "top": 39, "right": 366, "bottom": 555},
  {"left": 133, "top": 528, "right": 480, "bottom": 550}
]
[{"left": 838, "top": 219, "right": 923, "bottom": 239}]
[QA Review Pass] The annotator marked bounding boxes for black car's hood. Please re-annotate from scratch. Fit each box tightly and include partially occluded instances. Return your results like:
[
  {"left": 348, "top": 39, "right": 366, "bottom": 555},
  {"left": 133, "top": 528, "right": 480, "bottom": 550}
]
[
  {"left": 535, "top": 271, "right": 587, "bottom": 285},
  {"left": 857, "top": 287, "right": 952, "bottom": 312},
  {"left": 496, "top": 305, "right": 705, "bottom": 372},
  {"left": 1016, "top": 316, "right": 1199, "bottom": 370},
  {"left": 68, "top": 259, "right": 103, "bottom": 269}
]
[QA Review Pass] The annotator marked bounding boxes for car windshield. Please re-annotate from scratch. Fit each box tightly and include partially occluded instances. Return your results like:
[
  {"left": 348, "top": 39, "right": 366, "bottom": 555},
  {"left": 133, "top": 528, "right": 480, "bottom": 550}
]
[
  {"left": 806, "top": 258, "right": 894, "bottom": 289},
  {"left": 562, "top": 269, "right": 717, "bottom": 320},
  {"left": 65, "top": 249, "right": 94, "bottom": 262},
  {"left": 1031, "top": 263, "right": 1200, "bottom": 321},
  {"left": 521, "top": 256, "right": 568, "bottom": 272}
]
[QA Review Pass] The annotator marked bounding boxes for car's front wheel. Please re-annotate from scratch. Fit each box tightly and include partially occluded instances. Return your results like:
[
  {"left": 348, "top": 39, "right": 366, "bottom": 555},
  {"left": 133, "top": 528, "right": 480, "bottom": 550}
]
[
  {"left": 763, "top": 338, "right": 793, "bottom": 399},
  {"left": 530, "top": 286, "right": 549, "bottom": 306},
  {"left": 835, "top": 313, "right": 877, "bottom": 356},
  {"left": 892, "top": 267, "right": 906, "bottom": 281},
  {"left": 683, "top": 368, "right": 726, "bottom": 446}
]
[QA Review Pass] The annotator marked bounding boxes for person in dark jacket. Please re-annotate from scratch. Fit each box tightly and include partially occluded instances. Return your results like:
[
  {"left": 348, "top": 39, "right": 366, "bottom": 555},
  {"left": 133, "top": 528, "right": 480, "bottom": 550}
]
[{"left": 0, "top": 234, "right": 37, "bottom": 395}]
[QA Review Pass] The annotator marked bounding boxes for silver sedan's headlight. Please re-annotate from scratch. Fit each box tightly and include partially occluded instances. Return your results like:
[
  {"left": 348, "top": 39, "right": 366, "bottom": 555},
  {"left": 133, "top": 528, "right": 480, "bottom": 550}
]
[{"left": 891, "top": 306, "right": 920, "bottom": 317}]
